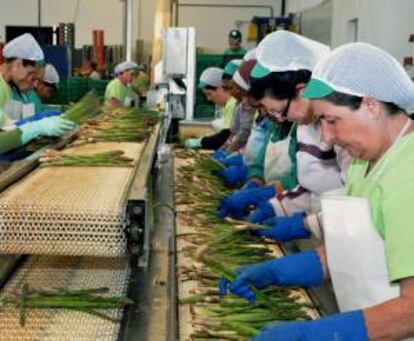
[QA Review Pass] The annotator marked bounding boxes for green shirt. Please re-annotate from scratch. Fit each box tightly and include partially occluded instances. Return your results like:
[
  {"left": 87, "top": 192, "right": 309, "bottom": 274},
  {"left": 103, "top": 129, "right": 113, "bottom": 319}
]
[
  {"left": 222, "top": 97, "right": 237, "bottom": 129},
  {"left": 224, "top": 47, "right": 247, "bottom": 56},
  {"left": 346, "top": 133, "right": 414, "bottom": 282},
  {"left": 12, "top": 89, "right": 43, "bottom": 114},
  {"left": 248, "top": 123, "right": 298, "bottom": 191},
  {"left": 105, "top": 78, "right": 130, "bottom": 105},
  {"left": 0, "top": 75, "right": 12, "bottom": 127}
]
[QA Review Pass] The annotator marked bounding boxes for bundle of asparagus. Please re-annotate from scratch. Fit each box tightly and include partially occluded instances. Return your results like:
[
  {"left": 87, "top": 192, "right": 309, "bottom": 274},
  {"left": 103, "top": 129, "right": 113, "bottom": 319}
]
[
  {"left": 77, "top": 107, "right": 160, "bottom": 143},
  {"left": 62, "top": 91, "right": 102, "bottom": 124},
  {"left": 40, "top": 150, "right": 134, "bottom": 168},
  {"left": 1, "top": 285, "right": 133, "bottom": 327},
  {"left": 175, "top": 151, "right": 311, "bottom": 340}
]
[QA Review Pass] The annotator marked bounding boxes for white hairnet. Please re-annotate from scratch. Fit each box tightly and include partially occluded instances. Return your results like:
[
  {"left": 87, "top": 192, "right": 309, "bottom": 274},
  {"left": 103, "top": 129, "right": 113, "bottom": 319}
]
[
  {"left": 252, "top": 30, "right": 330, "bottom": 77},
  {"left": 243, "top": 48, "right": 257, "bottom": 61},
  {"left": 305, "top": 42, "right": 414, "bottom": 113},
  {"left": 3, "top": 33, "right": 44, "bottom": 62},
  {"left": 198, "top": 67, "right": 223, "bottom": 89},
  {"left": 43, "top": 64, "right": 60, "bottom": 85},
  {"left": 114, "top": 60, "right": 139, "bottom": 75}
]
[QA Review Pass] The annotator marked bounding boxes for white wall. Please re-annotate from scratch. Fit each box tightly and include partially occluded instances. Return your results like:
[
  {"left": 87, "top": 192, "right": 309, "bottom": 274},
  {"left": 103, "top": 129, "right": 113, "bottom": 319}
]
[
  {"left": 177, "top": 0, "right": 282, "bottom": 53},
  {"left": 331, "top": 0, "right": 414, "bottom": 63},
  {"left": 286, "top": 0, "right": 326, "bottom": 13}
]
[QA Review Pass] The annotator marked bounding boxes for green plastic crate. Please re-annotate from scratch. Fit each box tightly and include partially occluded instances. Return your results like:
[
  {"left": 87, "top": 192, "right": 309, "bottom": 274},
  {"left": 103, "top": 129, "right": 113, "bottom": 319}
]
[
  {"left": 67, "top": 77, "right": 90, "bottom": 102},
  {"left": 88, "top": 79, "right": 110, "bottom": 98}
]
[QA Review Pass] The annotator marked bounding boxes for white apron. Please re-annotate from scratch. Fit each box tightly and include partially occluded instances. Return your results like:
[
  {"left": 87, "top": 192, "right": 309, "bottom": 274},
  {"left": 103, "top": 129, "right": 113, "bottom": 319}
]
[
  {"left": 322, "top": 119, "right": 411, "bottom": 312},
  {"left": 263, "top": 125, "right": 294, "bottom": 184}
]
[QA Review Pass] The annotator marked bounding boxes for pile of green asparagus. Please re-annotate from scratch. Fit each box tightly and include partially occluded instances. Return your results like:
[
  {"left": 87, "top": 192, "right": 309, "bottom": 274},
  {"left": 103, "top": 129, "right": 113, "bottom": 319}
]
[
  {"left": 40, "top": 150, "right": 134, "bottom": 168},
  {"left": 1, "top": 285, "right": 133, "bottom": 327},
  {"left": 175, "top": 150, "right": 311, "bottom": 340},
  {"left": 78, "top": 106, "right": 160, "bottom": 143},
  {"left": 62, "top": 91, "right": 102, "bottom": 124}
]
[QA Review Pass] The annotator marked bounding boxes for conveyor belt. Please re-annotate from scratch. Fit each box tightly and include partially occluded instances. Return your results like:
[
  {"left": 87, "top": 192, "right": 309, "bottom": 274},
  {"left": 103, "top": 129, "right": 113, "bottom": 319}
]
[
  {"left": 0, "top": 142, "right": 144, "bottom": 257},
  {"left": 0, "top": 255, "right": 130, "bottom": 340},
  {"left": 174, "top": 152, "right": 320, "bottom": 341}
]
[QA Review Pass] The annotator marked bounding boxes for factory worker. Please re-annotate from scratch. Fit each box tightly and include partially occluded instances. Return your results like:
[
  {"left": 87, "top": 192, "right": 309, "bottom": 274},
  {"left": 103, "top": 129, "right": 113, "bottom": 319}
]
[
  {"left": 105, "top": 60, "right": 138, "bottom": 106},
  {"left": 224, "top": 29, "right": 247, "bottom": 56},
  {"left": 13, "top": 63, "right": 60, "bottom": 118},
  {"left": 219, "top": 31, "right": 351, "bottom": 223},
  {"left": 217, "top": 59, "right": 298, "bottom": 192},
  {"left": 36, "top": 63, "right": 59, "bottom": 101},
  {"left": 185, "top": 67, "right": 237, "bottom": 149},
  {"left": 221, "top": 42, "right": 414, "bottom": 341},
  {"left": 214, "top": 60, "right": 256, "bottom": 180},
  {"left": 0, "top": 34, "right": 76, "bottom": 153}
]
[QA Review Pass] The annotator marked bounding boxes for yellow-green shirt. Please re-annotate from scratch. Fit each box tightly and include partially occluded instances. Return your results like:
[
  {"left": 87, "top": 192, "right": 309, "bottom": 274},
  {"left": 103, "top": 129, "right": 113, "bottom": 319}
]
[
  {"left": 0, "top": 75, "right": 12, "bottom": 126},
  {"left": 346, "top": 133, "right": 414, "bottom": 282},
  {"left": 104, "top": 78, "right": 129, "bottom": 105},
  {"left": 222, "top": 97, "right": 237, "bottom": 129}
]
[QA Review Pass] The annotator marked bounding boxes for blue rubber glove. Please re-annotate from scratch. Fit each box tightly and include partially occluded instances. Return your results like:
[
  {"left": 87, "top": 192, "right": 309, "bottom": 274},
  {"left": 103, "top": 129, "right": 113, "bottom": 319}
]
[
  {"left": 253, "top": 310, "right": 368, "bottom": 341},
  {"left": 248, "top": 201, "right": 276, "bottom": 224},
  {"left": 241, "top": 180, "right": 260, "bottom": 191},
  {"left": 185, "top": 138, "right": 202, "bottom": 149},
  {"left": 15, "top": 111, "right": 61, "bottom": 126},
  {"left": 219, "top": 250, "right": 323, "bottom": 303},
  {"left": 218, "top": 185, "right": 276, "bottom": 219},
  {"left": 257, "top": 212, "right": 310, "bottom": 241},
  {"left": 212, "top": 148, "right": 229, "bottom": 160},
  {"left": 219, "top": 154, "right": 244, "bottom": 167},
  {"left": 19, "top": 117, "right": 77, "bottom": 144},
  {"left": 218, "top": 164, "right": 248, "bottom": 186}
]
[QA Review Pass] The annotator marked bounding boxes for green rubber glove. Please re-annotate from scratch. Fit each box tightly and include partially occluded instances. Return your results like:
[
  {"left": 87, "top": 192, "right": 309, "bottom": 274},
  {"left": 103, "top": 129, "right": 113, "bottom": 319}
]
[
  {"left": 19, "top": 117, "right": 77, "bottom": 145},
  {"left": 185, "top": 138, "right": 202, "bottom": 149}
]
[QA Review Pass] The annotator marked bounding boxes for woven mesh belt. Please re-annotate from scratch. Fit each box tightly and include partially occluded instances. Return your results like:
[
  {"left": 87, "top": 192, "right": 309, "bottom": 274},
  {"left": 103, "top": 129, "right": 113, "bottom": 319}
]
[
  {"left": 0, "top": 142, "right": 143, "bottom": 257},
  {"left": 0, "top": 255, "right": 130, "bottom": 340}
]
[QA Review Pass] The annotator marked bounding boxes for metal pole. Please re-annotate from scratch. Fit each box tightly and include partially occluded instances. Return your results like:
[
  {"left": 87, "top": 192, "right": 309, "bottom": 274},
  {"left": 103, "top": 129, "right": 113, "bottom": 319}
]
[
  {"left": 124, "top": 0, "right": 133, "bottom": 61},
  {"left": 38, "top": 0, "right": 42, "bottom": 26}
]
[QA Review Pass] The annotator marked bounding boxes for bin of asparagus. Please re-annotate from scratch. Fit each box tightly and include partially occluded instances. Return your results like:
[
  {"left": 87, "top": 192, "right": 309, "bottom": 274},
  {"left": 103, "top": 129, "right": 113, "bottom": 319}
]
[{"left": 175, "top": 150, "right": 314, "bottom": 340}]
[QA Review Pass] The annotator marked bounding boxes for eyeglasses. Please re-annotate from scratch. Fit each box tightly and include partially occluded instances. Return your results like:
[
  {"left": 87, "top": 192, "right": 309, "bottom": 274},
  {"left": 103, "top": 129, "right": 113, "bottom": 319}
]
[{"left": 268, "top": 97, "right": 292, "bottom": 118}]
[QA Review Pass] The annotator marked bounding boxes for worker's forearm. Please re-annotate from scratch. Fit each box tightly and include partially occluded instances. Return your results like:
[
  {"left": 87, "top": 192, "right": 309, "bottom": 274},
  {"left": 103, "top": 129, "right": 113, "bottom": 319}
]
[
  {"left": 0, "top": 129, "right": 23, "bottom": 154},
  {"left": 364, "top": 278, "right": 414, "bottom": 340},
  {"left": 316, "top": 246, "right": 330, "bottom": 280}
]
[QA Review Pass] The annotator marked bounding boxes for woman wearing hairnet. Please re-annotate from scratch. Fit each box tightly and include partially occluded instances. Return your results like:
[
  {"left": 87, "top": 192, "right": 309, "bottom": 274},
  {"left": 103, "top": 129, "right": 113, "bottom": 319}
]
[
  {"left": 185, "top": 67, "right": 237, "bottom": 149},
  {"left": 219, "top": 31, "right": 351, "bottom": 223},
  {"left": 0, "top": 34, "right": 75, "bottom": 154},
  {"left": 105, "top": 61, "right": 138, "bottom": 107},
  {"left": 221, "top": 42, "right": 414, "bottom": 340}
]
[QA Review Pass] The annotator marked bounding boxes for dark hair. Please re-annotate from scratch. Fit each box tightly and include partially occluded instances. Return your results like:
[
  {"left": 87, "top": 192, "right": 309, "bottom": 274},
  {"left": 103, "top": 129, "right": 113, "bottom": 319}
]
[
  {"left": 249, "top": 69, "right": 312, "bottom": 101},
  {"left": 322, "top": 91, "right": 403, "bottom": 115},
  {"left": 222, "top": 73, "right": 233, "bottom": 80},
  {"left": 91, "top": 62, "right": 98, "bottom": 70},
  {"left": 5, "top": 57, "right": 36, "bottom": 67},
  {"left": 203, "top": 85, "right": 218, "bottom": 91}
]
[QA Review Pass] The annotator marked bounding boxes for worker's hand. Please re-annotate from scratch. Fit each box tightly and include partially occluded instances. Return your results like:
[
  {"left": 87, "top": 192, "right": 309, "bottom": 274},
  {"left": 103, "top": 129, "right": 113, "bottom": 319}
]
[
  {"left": 15, "top": 110, "right": 61, "bottom": 127},
  {"left": 19, "top": 117, "right": 77, "bottom": 144},
  {"left": 257, "top": 212, "right": 310, "bottom": 241},
  {"left": 240, "top": 179, "right": 261, "bottom": 191},
  {"left": 218, "top": 185, "right": 276, "bottom": 219},
  {"left": 248, "top": 201, "right": 276, "bottom": 224},
  {"left": 219, "top": 250, "right": 324, "bottom": 304},
  {"left": 217, "top": 164, "right": 248, "bottom": 186},
  {"left": 218, "top": 154, "right": 244, "bottom": 168},
  {"left": 212, "top": 148, "right": 229, "bottom": 160},
  {"left": 184, "top": 138, "right": 202, "bottom": 149},
  {"left": 253, "top": 310, "right": 368, "bottom": 341}
]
